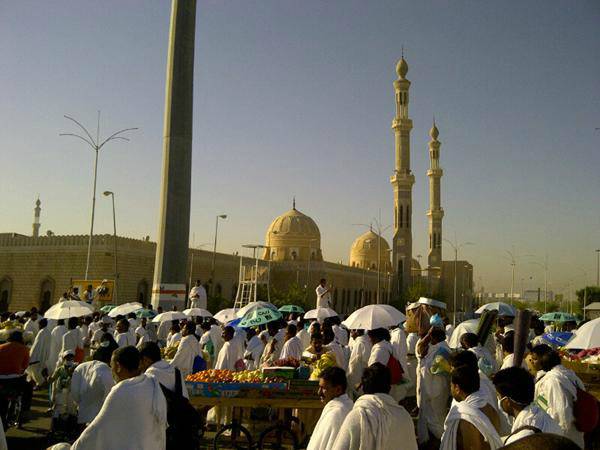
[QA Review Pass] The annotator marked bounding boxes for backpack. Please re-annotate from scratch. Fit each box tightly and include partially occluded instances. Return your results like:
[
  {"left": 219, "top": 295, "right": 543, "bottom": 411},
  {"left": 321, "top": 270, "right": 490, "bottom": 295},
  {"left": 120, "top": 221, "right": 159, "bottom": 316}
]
[
  {"left": 387, "top": 352, "right": 404, "bottom": 385},
  {"left": 160, "top": 368, "right": 203, "bottom": 449},
  {"left": 574, "top": 386, "right": 599, "bottom": 432}
]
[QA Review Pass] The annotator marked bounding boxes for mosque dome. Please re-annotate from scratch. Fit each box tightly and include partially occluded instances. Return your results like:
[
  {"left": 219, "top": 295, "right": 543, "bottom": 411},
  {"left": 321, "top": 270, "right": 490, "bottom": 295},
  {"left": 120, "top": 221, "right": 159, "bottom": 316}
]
[
  {"left": 263, "top": 205, "right": 322, "bottom": 262},
  {"left": 430, "top": 123, "right": 439, "bottom": 140},
  {"left": 411, "top": 258, "right": 421, "bottom": 271},
  {"left": 349, "top": 229, "right": 391, "bottom": 272},
  {"left": 396, "top": 57, "right": 408, "bottom": 79}
]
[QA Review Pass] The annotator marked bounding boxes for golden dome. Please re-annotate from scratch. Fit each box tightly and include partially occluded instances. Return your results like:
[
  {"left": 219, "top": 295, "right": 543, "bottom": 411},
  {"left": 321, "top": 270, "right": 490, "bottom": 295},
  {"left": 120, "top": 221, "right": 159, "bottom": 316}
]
[
  {"left": 430, "top": 123, "right": 439, "bottom": 140},
  {"left": 264, "top": 206, "right": 322, "bottom": 262},
  {"left": 349, "top": 229, "right": 391, "bottom": 271},
  {"left": 396, "top": 57, "right": 408, "bottom": 79}
]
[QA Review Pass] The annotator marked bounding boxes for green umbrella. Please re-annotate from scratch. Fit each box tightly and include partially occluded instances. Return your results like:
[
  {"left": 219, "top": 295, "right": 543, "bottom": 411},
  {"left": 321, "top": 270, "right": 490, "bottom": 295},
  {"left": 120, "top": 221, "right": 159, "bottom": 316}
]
[
  {"left": 136, "top": 309, "right": 157, "bottom": 319},
  {"left": 100, "top": 305, "right": 115, "bottom": 313},
  {"left": 539, "top": 312, "right": 577, "bottom": 323},
  {"left": 239, "top": 307, "right": 282, "bottom": 328},
  {"left": 278, "top": 305, "right": 305, "bottom": 314}
]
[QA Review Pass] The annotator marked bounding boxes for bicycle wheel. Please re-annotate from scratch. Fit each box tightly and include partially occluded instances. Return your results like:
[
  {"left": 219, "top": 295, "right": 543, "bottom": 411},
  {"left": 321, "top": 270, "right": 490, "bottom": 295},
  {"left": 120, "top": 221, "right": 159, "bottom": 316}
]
[
  {"left": 213, "top": 423, "right": 253, "bottom": 450},
  {"left": 258, "top": 424, "right": 299, "bottom": 450},
  {"left": 7, "top": 396, "right": 22, "bottom": 428}
]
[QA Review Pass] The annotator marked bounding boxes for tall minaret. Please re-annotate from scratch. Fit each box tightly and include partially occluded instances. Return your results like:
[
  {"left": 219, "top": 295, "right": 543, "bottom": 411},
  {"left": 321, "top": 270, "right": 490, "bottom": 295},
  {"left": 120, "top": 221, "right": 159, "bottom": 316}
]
[
  {"left": 32, "top": 198, "right": 41, "bottom": 238},
  {"left": 390, "top": 53, "right": 415, "bottom": 296},
  {"left": 427, "top": 121, "right": 444, "bottom": 284}
]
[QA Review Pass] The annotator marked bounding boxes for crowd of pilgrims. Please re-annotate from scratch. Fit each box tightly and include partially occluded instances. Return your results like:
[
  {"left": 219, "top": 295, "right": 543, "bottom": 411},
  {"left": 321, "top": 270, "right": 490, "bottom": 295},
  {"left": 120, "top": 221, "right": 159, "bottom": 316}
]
[{"left": 0, "top": 304, "right": 591, "bottom": 450}]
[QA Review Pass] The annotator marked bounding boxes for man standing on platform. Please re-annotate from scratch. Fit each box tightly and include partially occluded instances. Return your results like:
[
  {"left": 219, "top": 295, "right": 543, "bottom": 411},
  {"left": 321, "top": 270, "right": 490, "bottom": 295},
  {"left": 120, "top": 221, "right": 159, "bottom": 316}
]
[
  {"left": 316, "top": 279, "right": 332, "bottom": 309},
  {"left": 188, "top": 280, "right": 207, "bottom": 309}
]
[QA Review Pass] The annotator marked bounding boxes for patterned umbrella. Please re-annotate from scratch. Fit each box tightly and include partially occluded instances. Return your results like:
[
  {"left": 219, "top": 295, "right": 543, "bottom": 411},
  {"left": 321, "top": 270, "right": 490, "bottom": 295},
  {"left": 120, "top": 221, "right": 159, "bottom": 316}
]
[
  {"left": 539, "top": 312, "right": 577, "bottom": 323},
  {"left": 239, "top": 307, "right": 282, "bottom": 328},
  {"left": 100, "top": 305, "right": 115, "bottom": 313},
  {"left": 278, "top": 305, "right": 305, "bottom": 314},
  {"left": 135, "top": 309, "right": 157, "bottom": 319}
]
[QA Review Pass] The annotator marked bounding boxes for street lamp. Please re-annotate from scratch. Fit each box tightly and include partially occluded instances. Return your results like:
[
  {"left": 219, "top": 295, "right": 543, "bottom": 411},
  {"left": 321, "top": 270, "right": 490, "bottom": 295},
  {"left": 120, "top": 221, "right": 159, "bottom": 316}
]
[
  {"left": 504, "top": 249, "right": 534, "bottom": 306},
  {"left": 596, "top": 249, "right": 600, "bottom": 287},
  {"left": 103, "top": 191, "right": 118, "bottom": 303},
  {"left": 531, "top": 256, "right": 549, "bottom": 313},
  {"left": 188, "top": 241, "right": 211, "bottom": 298},
  {"left": 60, "top": 113, "right": 137, "bottom": 280},
  {"left": 210, "top": 214, "right": 227, "bottom": 296},
  {"left": 444, "top": 237, "right": 474, "bottom": 326}
]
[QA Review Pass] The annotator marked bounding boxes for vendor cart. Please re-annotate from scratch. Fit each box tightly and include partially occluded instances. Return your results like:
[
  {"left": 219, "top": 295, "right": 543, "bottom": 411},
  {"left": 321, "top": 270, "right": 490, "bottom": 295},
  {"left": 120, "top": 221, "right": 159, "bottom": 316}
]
[{"left": 186, "top": 379, "right": 322, "bottom": 450}]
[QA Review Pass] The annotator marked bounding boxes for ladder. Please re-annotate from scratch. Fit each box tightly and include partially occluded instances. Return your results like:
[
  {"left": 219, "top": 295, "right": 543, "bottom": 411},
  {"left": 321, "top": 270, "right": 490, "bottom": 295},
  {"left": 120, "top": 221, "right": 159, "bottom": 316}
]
[{"left": 233, "top": 245, "right": 270, "bottom": 309}]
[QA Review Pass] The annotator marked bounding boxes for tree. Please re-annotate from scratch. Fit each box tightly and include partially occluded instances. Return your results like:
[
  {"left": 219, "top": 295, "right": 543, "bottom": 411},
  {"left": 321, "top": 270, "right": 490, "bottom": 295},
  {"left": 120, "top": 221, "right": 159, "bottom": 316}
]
[{"left": 576, "top": 286, "right": 600, "bottom": 311}]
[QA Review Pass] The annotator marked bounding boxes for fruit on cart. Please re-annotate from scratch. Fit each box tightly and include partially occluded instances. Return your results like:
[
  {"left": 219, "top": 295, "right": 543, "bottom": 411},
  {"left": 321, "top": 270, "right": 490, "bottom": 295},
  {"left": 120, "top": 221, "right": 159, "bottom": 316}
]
[
  {"left": 267, "top": 357, "right": 300, "bottom": 368},
  {"left": 309, "top": 352, "right": 336, "bottom": 380}
]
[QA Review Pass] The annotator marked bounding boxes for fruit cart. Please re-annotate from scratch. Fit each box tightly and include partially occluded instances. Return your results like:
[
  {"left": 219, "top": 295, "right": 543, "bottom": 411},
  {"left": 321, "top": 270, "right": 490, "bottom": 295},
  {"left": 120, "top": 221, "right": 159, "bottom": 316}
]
[
  {"left": 562, "top": 358, "right": 600, "bottom": 401},
  {"left": 186, "top": 369, "right": 322, "bottom": 450}
]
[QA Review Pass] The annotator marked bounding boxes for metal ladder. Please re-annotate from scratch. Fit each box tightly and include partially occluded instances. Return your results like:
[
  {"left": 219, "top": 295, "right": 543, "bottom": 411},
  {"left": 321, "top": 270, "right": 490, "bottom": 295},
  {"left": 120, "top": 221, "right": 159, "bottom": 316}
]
[{"left": 233, "top": 246, "right": 270, "bottom": 309}]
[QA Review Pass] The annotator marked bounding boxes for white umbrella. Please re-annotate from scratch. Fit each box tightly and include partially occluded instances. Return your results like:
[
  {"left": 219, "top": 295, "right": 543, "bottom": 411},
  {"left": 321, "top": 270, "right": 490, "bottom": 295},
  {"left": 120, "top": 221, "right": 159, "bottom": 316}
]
[
  {"left": 214, "top": 308, "right": 239, "bottom": 324},
  {"left": 475, "top": 302, "right": 516, "bottom": 317},
  {"left": 151, "top": 311, "right": 187, "bottom": 323},
  {"left": 183, "top": 308, "right": 213, "bottom": 318},
  {"left": 448, "top": 318, "right": 480, "bottom": 349},
  {"left": 565, "top": 317, "right": 600, "bottom": 350},
  {"left": 236, "top": 301, "right": 278, "bottom": 319},
  {"left": 343, "top": 304, "right": 406, "bottom": 331},
  {"left": 304, "top": 307, "right": 338, "bottom": 322},
  {"left": 44, "top": 300, "right": 95, "bottom": 320},
  {"left": 108, "top": 302, "right": 143, "bottom": 318}
]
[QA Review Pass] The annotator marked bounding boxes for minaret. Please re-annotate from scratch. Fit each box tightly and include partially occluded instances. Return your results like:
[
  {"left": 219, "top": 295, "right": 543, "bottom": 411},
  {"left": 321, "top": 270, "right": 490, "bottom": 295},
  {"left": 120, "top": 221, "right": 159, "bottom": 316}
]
[
  {"left": 32, "top": 198, "right": 41, "bottom": 238},
  {"left": 390, "top": 53, "right": 415, "bottom": 296},
  {"left": 427, "top": 121, "right": 444, "bottom": 285}
]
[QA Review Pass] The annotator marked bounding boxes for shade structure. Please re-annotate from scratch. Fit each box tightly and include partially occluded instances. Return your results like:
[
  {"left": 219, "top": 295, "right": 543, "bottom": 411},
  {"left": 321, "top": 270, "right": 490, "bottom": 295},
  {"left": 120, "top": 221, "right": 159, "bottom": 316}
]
[
  {"left": 214, "top": 308, "right": 239, "bottom": 324},
  {"left": 539, "top": 312, "right": 577, "bottom": 323},
  {"left": 278, "top": 305, "right": 305, "bottom": 314},
  {"left": 44, "top": 300, "right": 95, "bottom": 320},
  {"left": 475, "top": 302, "right": 517, "bottom": 317},
  {"left": 183, "top": 308, "right": 213, "bottom": 318},
  {"left": 304, "top": 307, "right": 338, "bottom": 321},
  {"left": 448, "top": 318, "right": 480, "bottom": 349},
  {"left": 100, "top": 305, "right": 116, "bottom": 313},
  {"left": 135, "top": 309, "right": 157, "bottom": 319},
  {"left": 236, "top": 301, "right": 278, "bottom": 319},
  {"left": 342, "top": 304, "right": 406, "bottom": 331},
  {"left": 151, "top": 311, "right": 187, "bottom": 323},
  {"left": 565, "top": 317, "right": 600, "bottom": 349},
  {"left": 239, "top": 307, "right": 282, "bottom": 328},
  {"left": 108, "top": 302, "right": 143, "bottom": 318}
]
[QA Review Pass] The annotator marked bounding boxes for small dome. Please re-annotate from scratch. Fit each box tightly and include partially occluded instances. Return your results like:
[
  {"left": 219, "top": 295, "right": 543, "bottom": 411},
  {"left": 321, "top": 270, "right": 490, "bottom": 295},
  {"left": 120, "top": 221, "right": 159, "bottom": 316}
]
[
  {"left": 411, "top": 258, "right": 421, "bottom": 271},
  {"left": 349, "top": 230, "right": 391, "bottom": 271},
  {"left": 396, "top": 57, "right": 408, "bottom": 79},
  {"left": 264, "top": 207, "right": 322, "bottom": 262},
  {"left": 429, "top": 123, "right": 439, "bottom": 140}
]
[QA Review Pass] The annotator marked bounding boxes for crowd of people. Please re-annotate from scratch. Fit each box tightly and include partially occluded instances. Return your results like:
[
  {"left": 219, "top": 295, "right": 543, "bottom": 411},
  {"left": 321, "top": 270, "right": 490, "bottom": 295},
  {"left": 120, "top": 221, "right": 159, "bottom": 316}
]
[{"left": 0, "top": 294, "right": 596, "bottom": 450}]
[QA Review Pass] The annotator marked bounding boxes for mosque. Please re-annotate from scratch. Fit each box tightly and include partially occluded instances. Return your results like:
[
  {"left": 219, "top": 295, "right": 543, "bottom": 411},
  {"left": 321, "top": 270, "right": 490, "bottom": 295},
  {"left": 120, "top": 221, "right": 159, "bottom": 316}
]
[{"left": 0, "top": 55, "right": 473, "bottom": 315}]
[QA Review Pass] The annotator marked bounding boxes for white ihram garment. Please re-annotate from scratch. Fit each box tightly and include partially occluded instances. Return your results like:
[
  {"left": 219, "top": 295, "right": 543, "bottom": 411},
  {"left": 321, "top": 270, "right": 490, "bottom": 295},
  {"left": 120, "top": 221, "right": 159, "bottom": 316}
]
[
  {"left": 333, "top": 325, "right": 349, "bottom": 346},
  {"left": 280, "top": 335, "right": 303, "bottom": 361},
  {"left": 331, "top": 393, "right": 417, "bottom": 450},
  {"left": 315, "top": 285, "right": 331, "bottom": 309},
  {"left": 440, "top": 392, "right": 503, "bottom": 450},
  {"left": 244, "top": 336, "right": 265, "bottom": 371},
  {"left": 307, "top": 394, "right": 353, "bottom": 450},
  {"left": 70, "top": 360, "right": 115, "bottom": 424},
  {"left": 170, "top": 334, "right": 201, "bottom": 378},
  {"left": 189, "top": 285, "right": 207, "bottom": 309},
  {"left": 115, "top": 332, "right": 136, "bottom": 348},
  {"left": 24, "top": 318, "right": 39, "bottom": 337},
  {"left": 71, "top": 374, "right": 167, "bottom": 450},
  {"left": 27, "top": 326, "right": 52, "bottom": 385},
  {"left": 347, "top": 335, "right": 371, "bottom": 396},
  {"left": 535, "top": 365, "right": 585, "bottom": 448},
  {"left": 215, "top": 341, "right": 238, "bottom": 370},
  {"left": 48, "top": 325, "right": 67, "bottom": 372},
  {"left": 504, "top": 403, "right": 562, "bottom": 445},
  {"left": 61, "top": 329, "right": 82, "bottom": 356},
  {"left": 146, "top": 360, "right": 189, "bottom": 398},
  {"left": 326, "top": 341, "right": 348, "bottom": 372},
  {"left": 297, "top": 328, "right": 310, "bottom": 350}
]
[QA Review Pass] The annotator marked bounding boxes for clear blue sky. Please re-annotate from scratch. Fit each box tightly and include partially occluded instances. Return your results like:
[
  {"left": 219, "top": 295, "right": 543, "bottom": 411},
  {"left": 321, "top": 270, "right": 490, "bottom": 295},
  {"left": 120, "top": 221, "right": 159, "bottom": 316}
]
[{"left": 1, "top": 1, "right": 599, "bottom": 294}]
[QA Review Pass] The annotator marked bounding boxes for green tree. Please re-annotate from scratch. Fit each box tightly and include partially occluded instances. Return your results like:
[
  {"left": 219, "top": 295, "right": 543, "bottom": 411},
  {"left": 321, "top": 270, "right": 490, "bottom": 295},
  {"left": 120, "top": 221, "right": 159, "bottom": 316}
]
[{"left": 576, "top": 286, "right": 600, "bottom": 311}]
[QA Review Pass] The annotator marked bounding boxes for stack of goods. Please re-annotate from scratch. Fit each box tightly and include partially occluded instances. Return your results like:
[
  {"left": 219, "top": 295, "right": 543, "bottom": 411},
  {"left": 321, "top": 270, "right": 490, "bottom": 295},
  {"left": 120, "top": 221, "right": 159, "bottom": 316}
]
[
  {"left": 309, "top": 353, "right": 337, "bottom": 380},
  {"left": 185, "top": 369, "right": 288, "bottom": 398},
  {"left": 561, "top": 348, "right": 600, "bottom": 366}
]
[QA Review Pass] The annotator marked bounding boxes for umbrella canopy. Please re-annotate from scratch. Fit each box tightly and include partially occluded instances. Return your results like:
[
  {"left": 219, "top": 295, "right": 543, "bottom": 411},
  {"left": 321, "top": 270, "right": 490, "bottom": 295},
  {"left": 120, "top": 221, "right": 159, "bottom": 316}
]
[
  {"left": 135, "top": 309, "right": 157, "bottom": 319},
  {"left": 108, "top": 302, "right": 143, "bottom": 318},
  {"left": 278, "top": 305, "right": 305, "bottom": 314},
  {"left": 183, "top": 308, "right": 213, "bottom": 318},
  {"left": 448, "top": 318, "right": 480, "bottom": 349},
  {"left": 343, "top": 304, "right": 406, "bottom": 331},
  {"left": 304, "top": 307, "right": 338, "bottom": 321},
  {"left": 214, "top": 308, "right": 239, "bottom": 324},
  {"left": 44, "top": 300, "right": 95, "bottom": 320},
  {"left": 236, "top": 301, "right": 278, "bottom": 319},
  {"left": 151, "top": 311, "right": 187, "bottom": 323},
  {"left": 239, "top": 307, "right": 282, "bottom": 328},
  {"left": 539, "top": 312, "right": 577, "bottom": 323},
  {"left": 565, "top": 317, "right": 600, "bottom": 349},
  {"left": 542, "top": 331, "right": 573, "bottom": 348},
  {"left": 475, "top": 302, "right": 517, "bottom": 317},
  {"left": 100, "top": 305, "right": 115, "bottom": 313}
]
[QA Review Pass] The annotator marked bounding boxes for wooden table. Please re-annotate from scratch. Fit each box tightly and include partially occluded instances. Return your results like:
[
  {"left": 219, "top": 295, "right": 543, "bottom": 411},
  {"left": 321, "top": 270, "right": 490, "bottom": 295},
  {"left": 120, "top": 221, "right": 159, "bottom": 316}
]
[{"left": 188, "top": 396, "right": 322, "bottom": 409}]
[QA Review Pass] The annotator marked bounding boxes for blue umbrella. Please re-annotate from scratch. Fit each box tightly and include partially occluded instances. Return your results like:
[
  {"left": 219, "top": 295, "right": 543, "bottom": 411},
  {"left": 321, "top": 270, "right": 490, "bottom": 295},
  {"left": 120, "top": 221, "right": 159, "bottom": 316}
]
[{"left": 541, "top": 331, "right": 573, "bottom": 347}]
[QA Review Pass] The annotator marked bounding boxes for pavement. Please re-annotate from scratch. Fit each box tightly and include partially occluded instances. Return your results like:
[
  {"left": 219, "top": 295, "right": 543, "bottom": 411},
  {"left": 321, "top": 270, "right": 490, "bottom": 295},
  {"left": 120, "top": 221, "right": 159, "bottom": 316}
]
[{"left": 5, "top": 388, "right": 54, "bottom": 450}]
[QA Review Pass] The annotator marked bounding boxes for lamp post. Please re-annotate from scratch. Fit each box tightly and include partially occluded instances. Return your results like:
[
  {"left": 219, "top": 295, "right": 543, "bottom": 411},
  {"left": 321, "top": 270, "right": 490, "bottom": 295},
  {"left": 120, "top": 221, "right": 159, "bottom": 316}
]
[
  {"left": 188, "top": 242, "right": 211, "bottom": 297},
  {"left": 103, "top": 191, "right": 118, "bottom": 303},
  {"left": 596, "top": 249, "right": 600, "bottom": 286},
  {"left": 504, "top": 249, "right": 534, "bottom": 306},
  {"left": 60, "top": 113, "right": 137, "bottom": 280},
  {"left": 444, "top": 237, "right": 474, "bottom": 326},
  {"left": 210, "top": 214, "right": 227, "bottom": 296},
  {"left": 531, "top": 257, "right": 549, "bottom": 313}
]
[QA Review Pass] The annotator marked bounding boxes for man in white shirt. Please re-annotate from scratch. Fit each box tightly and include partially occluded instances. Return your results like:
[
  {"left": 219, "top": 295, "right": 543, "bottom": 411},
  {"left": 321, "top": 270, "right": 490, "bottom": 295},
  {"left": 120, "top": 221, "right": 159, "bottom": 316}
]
[
  {"left": 215, "top": 326, "right": 241, "bottom": 370},
  {"left": 307, "top": 367, "right": 353, "bottom": 450},
  {"left": 115, "top": 319, "right": 136, "bottom": 348},
  {"left": 315, "top": 279, "right": 332, "bottom": 309},
  {"left": 27, "top": 318, "right": 52, "bottom": 386},
  {"left": 332, "top": 363, "right": 417, "bottom": 450},
  {"left": 170, "top": 322, "right": 201, "bottom": 378},
  {"left": 243, "top": 328, "right": 264, "bottom": 371},
  {"left": 280, "top": 324, "right": 303, "bottom": 361},
  {"left": 493, "top": 367, "right": 561, "bottom": 445},
  {"left": 61, "top": 317, "right": 83, "bottom": 361},
  {"left": 140, "top": 341, "right": 188, "bottom": 398},
  {"left": 135, "top": 318, "right": 151, "bottom": 348},
  {"left": 347, "top": 330, "right": 371, "bottom": 397},
  {"left": 127, "top": 313, "right": 139, "bottom": 331},
  {"left": 48, "top": 319, "right": 67, "bottom": 373},
  {"left": 70, "top": 350, "right": 115, "bottom": 425},
  {"left": 23, "top": 311, "right": 40, "bottom": 338},
  {"left": 260, "top": 322, "right": 286, "bottom": 368},
  {"left": 69, "top": 346, "right": 167, "bottom": 450},
  {"left": 296, "top": 318, "right": 310, "bottom": 350},
  {"left": 91, "top": 318, "right": 112, "bottom": 349},
  {"left": 188, "top": 280, "right": 207, "bottom": 309}
]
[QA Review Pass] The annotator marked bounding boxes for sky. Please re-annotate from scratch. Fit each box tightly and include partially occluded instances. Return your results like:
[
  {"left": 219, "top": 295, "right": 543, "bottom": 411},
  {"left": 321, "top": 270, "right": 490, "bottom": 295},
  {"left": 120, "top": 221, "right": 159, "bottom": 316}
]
[{"left": 1, "top": 1, "right": 599, "bottom": 294}]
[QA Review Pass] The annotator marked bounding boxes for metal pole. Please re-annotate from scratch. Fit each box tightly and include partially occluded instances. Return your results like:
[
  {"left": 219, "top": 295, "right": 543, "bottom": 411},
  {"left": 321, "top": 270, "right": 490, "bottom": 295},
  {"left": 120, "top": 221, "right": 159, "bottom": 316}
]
[
  {"left": 596, "top": 249, "right": 600, "bottom": 286},
  {"left": 210, "top": 215, "right": 223, "bottom": 296},
  {"left": 453, "top": 247, "right": 457, "bottom": 327},
  {"left": 377, "top": 227, "right": 381, "bottom": 304},
  {"left": 510, "top": 262, "right": 515, "bottom": 306},
  {"left": 111, "top": 193, "right": 118, "bottom": 303},
  {"left": 544, "top": 266, "right": 548, "bottom": 313},
  {"left": 85, "top": 147, "right": 99, "bottom": 280}
]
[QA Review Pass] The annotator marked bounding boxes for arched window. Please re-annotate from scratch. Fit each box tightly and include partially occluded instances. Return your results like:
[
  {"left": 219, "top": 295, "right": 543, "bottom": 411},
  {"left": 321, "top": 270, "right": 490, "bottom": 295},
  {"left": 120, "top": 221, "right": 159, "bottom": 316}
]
[
  {"left": 0, "top": 277, "right": 12, "bottom": 313},
  {"left": 39, "top": 277, "right": 55, "bottom": 313},
  {"left": 216, "top": 284, "right": 223, "bottom": 296},
  {"left": 291, "top": 250, "right": 297, "bottom": 261},
  {"left": 137, "top": 280, "right": 149, "bottom": 307},
  {"left": 407, "top": 205, "right": 410, "bottom": 227}
]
